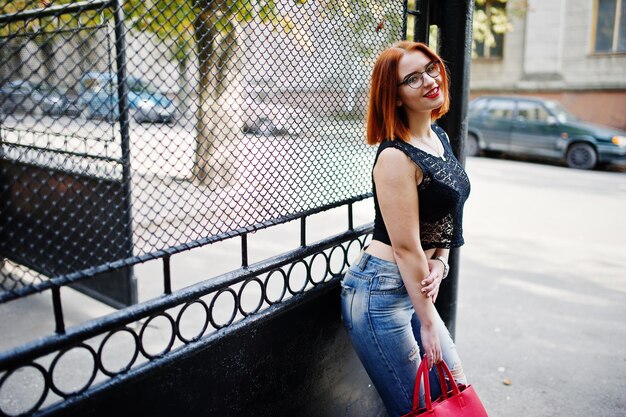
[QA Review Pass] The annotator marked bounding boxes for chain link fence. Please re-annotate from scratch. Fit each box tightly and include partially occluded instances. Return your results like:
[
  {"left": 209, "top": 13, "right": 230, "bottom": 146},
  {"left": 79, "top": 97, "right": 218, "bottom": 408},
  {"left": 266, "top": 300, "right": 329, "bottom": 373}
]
[
  {"left": 1, "top": 0, "right": 405, "bottom": 304},
  {"left": 0, "top": 1, "right": 409, "bottom": 414}
]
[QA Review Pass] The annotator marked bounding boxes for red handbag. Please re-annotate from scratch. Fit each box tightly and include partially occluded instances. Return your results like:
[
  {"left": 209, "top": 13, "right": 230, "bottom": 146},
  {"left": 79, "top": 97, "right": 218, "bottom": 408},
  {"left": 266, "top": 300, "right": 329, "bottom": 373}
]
[{"left": 402, "top": 355, "right": 489, "bottom": 417}]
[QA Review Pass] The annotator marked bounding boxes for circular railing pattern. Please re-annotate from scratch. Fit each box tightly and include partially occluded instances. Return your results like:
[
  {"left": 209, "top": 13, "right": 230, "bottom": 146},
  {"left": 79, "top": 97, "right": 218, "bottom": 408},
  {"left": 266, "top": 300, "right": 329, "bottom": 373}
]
[
  {"left": 176, "top": 300, "right": 210, "bottom": 344},
  {"left": 97, "top": 327, "right": 140, "bottom": 377},
  {"left": 0, "top": 233, "right": 370, "bottom": 417},
  {"left": 49, "top": 343, "right": 98, "bottom": 398}
]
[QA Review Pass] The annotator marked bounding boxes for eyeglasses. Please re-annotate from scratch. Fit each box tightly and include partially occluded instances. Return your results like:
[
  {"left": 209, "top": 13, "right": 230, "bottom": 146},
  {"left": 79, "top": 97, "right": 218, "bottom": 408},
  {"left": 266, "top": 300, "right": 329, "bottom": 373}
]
[{"left": 397, "top": 61, "right": 440, "bottom": 89}]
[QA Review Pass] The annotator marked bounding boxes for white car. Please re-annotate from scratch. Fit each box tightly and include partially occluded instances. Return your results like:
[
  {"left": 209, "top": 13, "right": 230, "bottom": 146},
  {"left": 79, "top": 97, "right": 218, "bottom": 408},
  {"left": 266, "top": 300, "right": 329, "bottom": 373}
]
[{"left": 241, "top": 97, "right": 306, "bottom": 136}]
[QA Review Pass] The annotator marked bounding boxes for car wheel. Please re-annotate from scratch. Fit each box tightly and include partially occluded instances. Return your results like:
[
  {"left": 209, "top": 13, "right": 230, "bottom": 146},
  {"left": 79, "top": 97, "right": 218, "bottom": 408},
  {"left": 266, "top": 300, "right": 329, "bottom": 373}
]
[
  {"left": 566, "top": 142, "right": 597, "bottom": 170},
  {"left": 466, "top": 133, "right": 479, "bottom": 157}
]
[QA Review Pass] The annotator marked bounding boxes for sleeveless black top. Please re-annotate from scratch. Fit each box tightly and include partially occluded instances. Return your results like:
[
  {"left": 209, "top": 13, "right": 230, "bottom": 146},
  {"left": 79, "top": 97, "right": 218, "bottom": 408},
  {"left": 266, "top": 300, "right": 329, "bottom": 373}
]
[{"left": 372, "top": 124, "right": 471, "bottom": 249}]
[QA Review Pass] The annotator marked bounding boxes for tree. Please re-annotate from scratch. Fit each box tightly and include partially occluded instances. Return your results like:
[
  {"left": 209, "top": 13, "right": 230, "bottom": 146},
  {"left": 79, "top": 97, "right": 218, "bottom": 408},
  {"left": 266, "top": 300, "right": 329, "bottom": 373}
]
[
  {"left": 1, "top": 0, "right": 475, "bottom": 187},
  {"left": 115, "top": 0, "right": 400, "bottom": 186},
  {"left": 472, "top": 0, "right": 527, "bottom": 58},
  {"left": 0, "top": 0, "right": 306, "bottom": 185},
  {"left": 0, "top": 1, "right": 57, "bottom": 82},
  {"left": 122, "top": 1, "right": 308, "bottom": 186}
]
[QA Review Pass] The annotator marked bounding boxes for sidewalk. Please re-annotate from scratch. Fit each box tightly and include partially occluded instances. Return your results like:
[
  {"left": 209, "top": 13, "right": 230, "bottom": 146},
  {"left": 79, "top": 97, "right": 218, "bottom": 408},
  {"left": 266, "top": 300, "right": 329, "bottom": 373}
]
[{"left": 454, "top": 157, "right": 626, "bottom": 417}]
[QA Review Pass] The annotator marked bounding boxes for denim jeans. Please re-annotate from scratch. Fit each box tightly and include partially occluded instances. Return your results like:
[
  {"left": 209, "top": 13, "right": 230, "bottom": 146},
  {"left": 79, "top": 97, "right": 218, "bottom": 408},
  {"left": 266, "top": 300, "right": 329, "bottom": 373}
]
[{"left": 340, "top": 252, "right": 466, "bottom": 417}]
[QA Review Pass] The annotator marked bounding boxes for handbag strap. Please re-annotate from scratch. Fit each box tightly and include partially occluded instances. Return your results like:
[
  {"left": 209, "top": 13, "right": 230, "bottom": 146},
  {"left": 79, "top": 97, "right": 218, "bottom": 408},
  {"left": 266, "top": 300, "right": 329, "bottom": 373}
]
[
  {"left": 436, "top": 360, "right": 461, "bottom": 396},
  {"left": 411, "top": 356, "right": 434, "bottom": 411},
  {"left": 434, "top": 363, "right": 449, "bottom": 400},
  {"left": 410, "top": 356, "right": 463, "bottom": 412}
]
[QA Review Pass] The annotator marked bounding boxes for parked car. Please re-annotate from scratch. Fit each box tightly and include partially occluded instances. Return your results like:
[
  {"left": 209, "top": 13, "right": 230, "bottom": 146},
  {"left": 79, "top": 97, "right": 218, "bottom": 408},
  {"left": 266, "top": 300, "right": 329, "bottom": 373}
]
[
  {"left": 241, "top": 95, "right": 305, "bottom": 136},
  {"left": 0, "top": 80, "right": 83, "bottom": 117},
  {"left": 78, "top": 72, "right": 177, "bottom": 123},
  {"left": 34, "top": 83, "right": 84, "bottom": 117},
  {"left": 467, "top": 96, "right": 626, "bottom": 169}
]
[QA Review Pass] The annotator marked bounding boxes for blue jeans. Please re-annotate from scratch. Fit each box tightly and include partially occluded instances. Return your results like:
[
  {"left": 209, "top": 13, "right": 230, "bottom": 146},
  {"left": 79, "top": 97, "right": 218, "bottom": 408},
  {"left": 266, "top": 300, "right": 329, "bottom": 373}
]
[{"left": 340, "top": 252, "right": 467, "bottom": 417}]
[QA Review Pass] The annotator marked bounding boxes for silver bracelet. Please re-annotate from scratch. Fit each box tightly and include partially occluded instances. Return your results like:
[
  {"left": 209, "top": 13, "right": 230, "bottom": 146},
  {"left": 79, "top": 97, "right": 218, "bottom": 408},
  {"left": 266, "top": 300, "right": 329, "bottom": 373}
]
[{"left": 435, "top": 256, "right": 449, "bottom": 279}]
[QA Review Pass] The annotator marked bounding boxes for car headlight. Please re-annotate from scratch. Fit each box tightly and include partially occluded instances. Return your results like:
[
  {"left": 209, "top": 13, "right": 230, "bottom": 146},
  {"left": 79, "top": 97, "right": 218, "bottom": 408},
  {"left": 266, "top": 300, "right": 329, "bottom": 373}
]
[{"left": 612, "top": 136, "right": 626, "bottom": 147}]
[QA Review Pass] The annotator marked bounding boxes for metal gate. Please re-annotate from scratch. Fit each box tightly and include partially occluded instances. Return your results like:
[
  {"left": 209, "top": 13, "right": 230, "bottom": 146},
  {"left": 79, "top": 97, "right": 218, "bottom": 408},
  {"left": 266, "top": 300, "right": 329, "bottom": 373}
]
[
  {"left": 0, "top": 1, "right": 473, "bottom": 416},
  {"left": 0, "top": 0, "right": 136, "bottom": 308}
]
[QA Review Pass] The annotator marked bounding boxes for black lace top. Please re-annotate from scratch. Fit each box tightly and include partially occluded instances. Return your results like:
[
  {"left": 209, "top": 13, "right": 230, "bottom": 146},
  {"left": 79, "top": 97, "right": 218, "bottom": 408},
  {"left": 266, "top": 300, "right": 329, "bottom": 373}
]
[{"left": 372, "top": 124, "right": 471, "bottom": 249}]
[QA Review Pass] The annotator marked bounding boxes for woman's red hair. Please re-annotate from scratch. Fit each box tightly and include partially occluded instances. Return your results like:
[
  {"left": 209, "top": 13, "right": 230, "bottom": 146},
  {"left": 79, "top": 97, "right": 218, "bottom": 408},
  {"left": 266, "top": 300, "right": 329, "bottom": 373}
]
[{"left": 366, "top": 41, "right": 450, "bottom": 145}]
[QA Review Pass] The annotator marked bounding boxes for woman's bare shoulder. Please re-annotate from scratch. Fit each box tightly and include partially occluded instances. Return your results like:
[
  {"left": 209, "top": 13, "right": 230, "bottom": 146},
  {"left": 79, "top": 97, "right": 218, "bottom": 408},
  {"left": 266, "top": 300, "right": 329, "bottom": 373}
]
[
  {"left": 376, "top": 145, "right": 411, "bottom": 166},
  {"left": 374, "top": 145, "right": 415, "bottom": 180}
]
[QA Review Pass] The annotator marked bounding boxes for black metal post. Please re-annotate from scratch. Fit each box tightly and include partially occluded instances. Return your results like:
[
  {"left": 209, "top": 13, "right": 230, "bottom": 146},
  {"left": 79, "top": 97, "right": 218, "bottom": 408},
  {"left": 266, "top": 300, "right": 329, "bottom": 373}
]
[
  {"left": 348, "top": 203, "right": 354, "bottom": 231},
  {"left": 112, "top": 0, "right": 137, "bottom": 305},
  {"left": 52, "top": 286, "right": 65, "bottom": 334},
  {"left": 402, "top": 0, "right": 408, "bottom": 40},
  {"left": 0, "top": 110, "right": 4, "bottom": 158},
  {"left": 413, "top": 0, "right": 432, "bottom": 43},
  {"left": 404, "top": 0, "right": 431, "bottom": 43},
  {"left": 163, "top": 255, "right": 172, "bottom": 294},
  {"left": 301, "top": 216, "right": 307, "bottom": 247},
  {"left": 241, "top": 233, "right": 248, "bottom": 268},
  {"left": 432, "top": 0, "right": 474, "bottom": 339}
]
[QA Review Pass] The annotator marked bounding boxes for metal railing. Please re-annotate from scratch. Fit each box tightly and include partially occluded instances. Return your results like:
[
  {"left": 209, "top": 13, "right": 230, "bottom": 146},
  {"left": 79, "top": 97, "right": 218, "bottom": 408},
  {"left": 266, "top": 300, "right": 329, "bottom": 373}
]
[{"left": 0, "top": 0, "right": 410, "bottom": 415}]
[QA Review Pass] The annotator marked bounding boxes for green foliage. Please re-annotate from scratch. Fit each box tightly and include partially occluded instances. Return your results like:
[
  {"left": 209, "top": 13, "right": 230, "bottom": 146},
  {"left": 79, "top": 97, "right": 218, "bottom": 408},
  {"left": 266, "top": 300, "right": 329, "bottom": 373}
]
[
  {"left": 473, "top": 0, "right": 527, "bottom": 54},
  {"left": 0, "top": 0, "right": 305, "bottom": 60},
  {"left": 1, "top": 1, "right": 526, "bottom": 63},
  {"left": 0, "top": 0, "right": 82, "bottom": 36},
  {"left": 316, "top": 0, "right": 403, "bottom": 57}
]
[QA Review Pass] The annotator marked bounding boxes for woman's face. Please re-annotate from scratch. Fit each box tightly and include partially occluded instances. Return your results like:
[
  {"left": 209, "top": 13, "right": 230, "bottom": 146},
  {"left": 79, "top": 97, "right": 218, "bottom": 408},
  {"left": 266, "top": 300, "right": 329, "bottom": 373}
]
[{"left": 396, "top": 50, "right": 444, "bottom": 115}]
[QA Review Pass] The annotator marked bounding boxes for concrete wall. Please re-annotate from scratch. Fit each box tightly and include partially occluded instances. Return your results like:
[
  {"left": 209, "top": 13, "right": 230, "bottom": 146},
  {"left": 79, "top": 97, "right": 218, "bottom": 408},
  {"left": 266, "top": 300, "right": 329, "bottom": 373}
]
[{"left": 470, "top": 0, "right": 626, "bottom": 130}]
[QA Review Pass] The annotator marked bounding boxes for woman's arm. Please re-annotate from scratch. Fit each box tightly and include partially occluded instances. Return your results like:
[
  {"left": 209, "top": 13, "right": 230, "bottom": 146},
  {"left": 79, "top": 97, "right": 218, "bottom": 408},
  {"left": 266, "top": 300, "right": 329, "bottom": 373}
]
[
  {"left": 373, "top": 148, "right": 441, "bottom": 367},
  {"left": 422, "top": 248, "right": 449, "bottom": 302}
]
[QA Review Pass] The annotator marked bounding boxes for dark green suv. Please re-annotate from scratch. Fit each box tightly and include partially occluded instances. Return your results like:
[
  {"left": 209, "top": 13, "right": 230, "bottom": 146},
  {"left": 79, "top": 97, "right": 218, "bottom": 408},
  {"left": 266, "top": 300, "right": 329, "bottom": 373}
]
[{"left": 467, "top": 96, "right": 626, "bottom": 169}]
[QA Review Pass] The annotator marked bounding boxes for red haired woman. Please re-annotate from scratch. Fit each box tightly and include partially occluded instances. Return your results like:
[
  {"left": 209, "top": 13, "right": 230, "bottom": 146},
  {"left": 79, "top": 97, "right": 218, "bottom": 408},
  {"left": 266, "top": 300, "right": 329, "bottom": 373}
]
[{"left": 340, "top": 41, "right": 470, "bottom": 416}]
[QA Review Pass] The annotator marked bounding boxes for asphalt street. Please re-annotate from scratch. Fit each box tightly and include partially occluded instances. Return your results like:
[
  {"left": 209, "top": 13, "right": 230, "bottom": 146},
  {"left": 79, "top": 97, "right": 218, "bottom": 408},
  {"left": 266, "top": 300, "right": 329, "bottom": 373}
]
[{"left": 455, "top": 156, "right": 626, "bottom": 417}]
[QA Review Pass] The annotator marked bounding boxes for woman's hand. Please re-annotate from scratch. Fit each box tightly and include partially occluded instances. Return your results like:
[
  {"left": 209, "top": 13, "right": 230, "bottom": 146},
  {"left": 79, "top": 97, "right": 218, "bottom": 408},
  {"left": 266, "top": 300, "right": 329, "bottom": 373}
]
[
  {"left": 421, "top": 259, "right": 445, "bottom": 302},
  {"left": 420, "top": 323, "right": 442, "bottom": 368}
]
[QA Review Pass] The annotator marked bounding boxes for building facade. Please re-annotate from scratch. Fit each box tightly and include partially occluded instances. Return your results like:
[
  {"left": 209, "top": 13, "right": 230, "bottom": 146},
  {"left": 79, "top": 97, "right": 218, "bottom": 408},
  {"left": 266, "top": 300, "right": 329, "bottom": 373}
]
[{"left": 470, "top": 0, "right": 626, "bottom": 130}]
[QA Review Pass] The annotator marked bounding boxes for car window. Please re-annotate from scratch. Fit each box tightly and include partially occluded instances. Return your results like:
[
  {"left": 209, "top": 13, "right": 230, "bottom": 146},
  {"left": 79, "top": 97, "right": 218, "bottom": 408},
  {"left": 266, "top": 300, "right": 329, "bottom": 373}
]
[
  {"left": 544, "top": 100, "right": 578, "bottom": 123},
  {"left": 16, "top": 82, "right": 31, "bottom": 93},
  {"left": 469, "top": 98, "right": 488, "bottom": 117},
  {"left": 127, "top": 78, "right": 159, "bottom": 95},
  {"left": 484, "top": 99, "right": 515, "bottom": 120},
  {"left": 82, "top": 78, "right": 104, "bottom": 92},
  {"left": 516, "top": 101, "right": 550, "bottom": 122}
]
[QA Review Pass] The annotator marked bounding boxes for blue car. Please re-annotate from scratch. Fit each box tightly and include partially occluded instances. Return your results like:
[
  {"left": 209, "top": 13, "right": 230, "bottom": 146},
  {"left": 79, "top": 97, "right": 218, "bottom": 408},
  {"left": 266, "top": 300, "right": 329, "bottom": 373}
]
[
  {"left": 79, "top": 72, "right": 177, "bottom": 123},
  {"left": 0, "top": 80, "right": 83, "bottom": 117}
]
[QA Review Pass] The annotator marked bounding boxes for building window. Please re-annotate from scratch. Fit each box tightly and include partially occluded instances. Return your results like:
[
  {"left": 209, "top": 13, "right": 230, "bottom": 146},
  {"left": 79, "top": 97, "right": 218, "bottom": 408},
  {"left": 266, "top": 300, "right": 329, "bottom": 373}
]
[
  {"left": 593, "top": 0, "right": 626, "bottom": 53},
  {"left": 474, "top": 1, "right": 507, "bottom": 58}
]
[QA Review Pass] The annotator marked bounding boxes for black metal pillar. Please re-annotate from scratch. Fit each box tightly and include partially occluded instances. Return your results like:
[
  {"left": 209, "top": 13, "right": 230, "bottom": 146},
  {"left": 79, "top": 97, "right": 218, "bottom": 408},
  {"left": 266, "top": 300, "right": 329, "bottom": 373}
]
[
  {"left": 113, "top": 0, "right": 134, "bottom": 259},
  {"left": 112, "top": 0, "right": 138, "bottom": 305},
  {"left": 432, "top": 0, "right": 474, "bottom": 339},
  {"left": 403, "top": 0, "right": 432, "bottom": 42}
]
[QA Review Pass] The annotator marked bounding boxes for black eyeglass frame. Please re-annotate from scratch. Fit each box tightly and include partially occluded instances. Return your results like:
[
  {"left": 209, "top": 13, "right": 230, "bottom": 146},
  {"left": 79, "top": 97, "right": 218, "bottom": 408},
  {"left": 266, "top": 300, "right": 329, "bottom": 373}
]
[{"left": 397, "top": 61, "right": 441, "bottom": 89}]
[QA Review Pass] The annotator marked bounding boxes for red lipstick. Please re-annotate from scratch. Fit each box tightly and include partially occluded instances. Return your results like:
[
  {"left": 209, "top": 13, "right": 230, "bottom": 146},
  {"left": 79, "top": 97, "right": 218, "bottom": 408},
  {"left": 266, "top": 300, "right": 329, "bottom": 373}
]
[{"left": 424, "top": 87, "right": 440, "bottom": 99}]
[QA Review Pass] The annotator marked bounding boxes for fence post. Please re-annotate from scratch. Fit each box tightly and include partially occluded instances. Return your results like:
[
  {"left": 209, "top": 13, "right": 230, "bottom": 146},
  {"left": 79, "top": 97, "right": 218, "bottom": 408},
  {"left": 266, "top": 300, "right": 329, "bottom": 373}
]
[
  {"left": 433, "top": 0, "right": 474, "bottom": 339},
  {"left": 112, "top": 0, "right": 137, "bottom": 305},
  {"left": 403, "top": 0, "right": 432, "bottom": 42}
]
